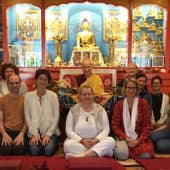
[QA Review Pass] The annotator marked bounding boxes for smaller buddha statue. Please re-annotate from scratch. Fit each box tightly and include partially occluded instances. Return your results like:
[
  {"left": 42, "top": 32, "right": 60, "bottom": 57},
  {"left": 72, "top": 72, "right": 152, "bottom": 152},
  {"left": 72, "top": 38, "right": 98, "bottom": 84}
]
[
  {"left": 109, "top": 33, "right": 117, "bottom": 65},
  {"left": 157, "top": 9, "right": 163, "bottom": 19},
  {"left": 53, "top": 31, "right": 63, "bottom": 57},
  {"left": 150, "top": 37, "right": 156, "bottom": 47},
  {"left": 141, "top": 32, "right": 149, "bottom": 43},
  {"left": 157, "top": 39, "right": 164, "bottom": 55},
  {"left": 148, "top": 7, "right": 155, "bottom": 16},
  {"left": 132, "top": 33, "right": 140, "bottom": 56},
  {"left": 135, "top": 7, "right": 142, "bottom": 17},
  {"left": 156, "top": 24, "right": 163, "bottom": 35},
  {"left": 141, "top": 17, "right": 149, "bottom": 27},
  {"left": 76, "top": 19, "right": 96, "bottom": 49},
  {"left": 149, "top": 20, "right": 156, "bottom": 30},
  {"left": 46, "top": 52, "right": 51, "bottom": 66},
  {"left": 133, "top": 20, "right": 140, "bottom": 31}
]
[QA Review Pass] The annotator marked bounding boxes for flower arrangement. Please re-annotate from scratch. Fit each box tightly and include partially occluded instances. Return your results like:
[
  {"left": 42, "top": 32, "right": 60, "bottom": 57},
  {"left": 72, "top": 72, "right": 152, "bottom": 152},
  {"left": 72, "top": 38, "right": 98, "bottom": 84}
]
[
  {"left": 32, "top": 79, "right": 77, "bottom": 95},
  {"left": 48, "top": 80, "right": 77, "bottom": 95}
]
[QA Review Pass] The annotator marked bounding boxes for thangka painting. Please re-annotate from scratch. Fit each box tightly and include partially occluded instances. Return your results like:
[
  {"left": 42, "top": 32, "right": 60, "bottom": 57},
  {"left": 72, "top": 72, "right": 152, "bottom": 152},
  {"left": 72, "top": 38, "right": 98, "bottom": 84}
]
[
  {"left": 17, "top": 10, "right": 40, "bottom": 40},
  {"left": 45, "top": 11, "right": 68, "bottom": 41},
  {"left": 103, "top": 8, "right": 128, "bottom": 42}
]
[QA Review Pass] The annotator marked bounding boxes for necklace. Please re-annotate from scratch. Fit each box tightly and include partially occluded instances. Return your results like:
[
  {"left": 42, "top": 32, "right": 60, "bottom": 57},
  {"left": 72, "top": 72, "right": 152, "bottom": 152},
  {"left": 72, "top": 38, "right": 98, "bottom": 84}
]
[{"left": 85, "top": 113, "right": 94, "bottom": 122}]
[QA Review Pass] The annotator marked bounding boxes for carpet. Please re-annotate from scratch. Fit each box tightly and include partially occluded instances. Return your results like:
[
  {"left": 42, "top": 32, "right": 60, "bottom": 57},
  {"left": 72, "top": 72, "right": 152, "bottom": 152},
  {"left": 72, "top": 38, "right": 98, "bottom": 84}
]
[{"left": 136, "top": 158, "right": 170, "bottom": 170}]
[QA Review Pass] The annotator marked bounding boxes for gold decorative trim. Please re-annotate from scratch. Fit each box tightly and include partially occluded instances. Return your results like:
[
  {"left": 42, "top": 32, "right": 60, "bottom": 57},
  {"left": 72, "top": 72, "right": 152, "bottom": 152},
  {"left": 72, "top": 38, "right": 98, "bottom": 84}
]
[
  {"left": 5, "top": 0, "right": 41, "bottom": 8},
  {"left": 45, "top": 0, "right": 129, "bottom": 8},
  {"left": 133, "top": 0, "right": 168, "bottom": 8}
]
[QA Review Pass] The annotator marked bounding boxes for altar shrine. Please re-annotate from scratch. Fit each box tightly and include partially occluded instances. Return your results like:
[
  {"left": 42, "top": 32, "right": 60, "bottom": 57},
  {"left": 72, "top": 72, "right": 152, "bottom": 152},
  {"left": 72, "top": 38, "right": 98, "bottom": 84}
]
[{"left": 0, "top": 0, "right": 169, "bottom": 69}]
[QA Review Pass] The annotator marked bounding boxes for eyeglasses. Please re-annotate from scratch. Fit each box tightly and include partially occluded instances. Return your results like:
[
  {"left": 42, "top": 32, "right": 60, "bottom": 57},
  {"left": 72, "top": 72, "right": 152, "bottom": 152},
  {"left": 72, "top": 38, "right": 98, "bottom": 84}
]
[
  {"left": 126, "top": 86, "right": 137, "bottom": 90},
  {"left": 152, "top": 82, "right": 161, "bottom": 85}
]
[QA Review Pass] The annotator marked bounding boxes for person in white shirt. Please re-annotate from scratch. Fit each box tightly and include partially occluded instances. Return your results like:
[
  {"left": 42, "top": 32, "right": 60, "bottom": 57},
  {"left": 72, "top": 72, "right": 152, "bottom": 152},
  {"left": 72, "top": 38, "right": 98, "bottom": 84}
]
[
  {"left": 64, "top": 84, "right": 115, "bottom": 159},
  {"left": 0, "top": 63, "right": 28, "bottom": 96},
  {"left": 24, "top": 69, "right": 60, "bottom": 156}
]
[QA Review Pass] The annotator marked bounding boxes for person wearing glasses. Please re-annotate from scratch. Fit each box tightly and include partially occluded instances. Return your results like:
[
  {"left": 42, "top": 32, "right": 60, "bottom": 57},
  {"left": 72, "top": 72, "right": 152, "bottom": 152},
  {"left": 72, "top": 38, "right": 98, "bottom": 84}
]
[
  {"left": 112, "top": 78, "right": 154, "bottom": 160},
  {"left": 0, "top": 74, "right": 27, "bottom": 155}
]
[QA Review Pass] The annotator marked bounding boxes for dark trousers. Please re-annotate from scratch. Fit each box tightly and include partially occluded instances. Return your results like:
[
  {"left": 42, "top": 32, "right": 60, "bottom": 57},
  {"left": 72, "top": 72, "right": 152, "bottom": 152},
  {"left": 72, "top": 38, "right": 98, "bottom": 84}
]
[
  {"left": 0, "top": 130, "right": 27, "bottom": 155},
  {"left": 28, "top": 134, "right": 59, "bottom": 156},
  {"left": 150, "top": 128, "right": 170, "bottom": 153}
]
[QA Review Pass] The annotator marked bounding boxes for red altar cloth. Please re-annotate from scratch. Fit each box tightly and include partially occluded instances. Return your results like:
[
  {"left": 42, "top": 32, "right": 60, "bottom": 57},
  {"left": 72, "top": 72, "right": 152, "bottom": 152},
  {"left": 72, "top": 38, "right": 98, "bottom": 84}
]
[
  {"left": 68, "top": 157, "right": 125, "bottom": 170},
  {"left": 0, "top": 156, "right": 125, "bottom": 170},
  {"left": 0, "top": 156, "right": 68, "bottom": 170},
  {"left": 136, "top": 158, "right": 170, "bottom": 170}
]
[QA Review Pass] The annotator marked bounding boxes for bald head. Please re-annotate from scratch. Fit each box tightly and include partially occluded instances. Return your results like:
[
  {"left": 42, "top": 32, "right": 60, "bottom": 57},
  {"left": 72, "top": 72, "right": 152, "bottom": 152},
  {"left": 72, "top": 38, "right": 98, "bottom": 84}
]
[
  {"left": 127, "top": 63, "right": 139, "bottom": 78},
  {"left": 81, "top": 59, "right": 93, "bottom": 77},
  {"left": 7, "top": 74, "right": 21, "bottom": 83},
  {"left": 7, "top": 74, "right": 21, "bottom": 95}
]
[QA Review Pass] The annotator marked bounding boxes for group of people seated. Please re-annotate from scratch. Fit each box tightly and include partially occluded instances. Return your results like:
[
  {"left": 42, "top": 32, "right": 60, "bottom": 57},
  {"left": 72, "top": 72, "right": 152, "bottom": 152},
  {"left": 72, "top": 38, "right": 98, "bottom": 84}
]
[{"left": 0, "top": 61, "right": 170, "bottom": 161}]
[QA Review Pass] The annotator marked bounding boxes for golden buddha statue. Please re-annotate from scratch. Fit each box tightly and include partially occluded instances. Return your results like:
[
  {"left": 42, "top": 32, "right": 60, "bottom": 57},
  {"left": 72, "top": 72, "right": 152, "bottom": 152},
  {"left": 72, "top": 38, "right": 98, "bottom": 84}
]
[
  {"left": 157, "top": 9, "right": 163, "bottom": 19},
  {"left": 133, "top": 20, "right": 140, "bottom": 31},
  {"left": 135, "top": 7, "right": 142, "bottom": 17},
  {"left": 148, "top": 7, "right": 155, "bottom": 16},
  {"left": 109, "top": 33, "right": 117, "bottom": 65},
  {"left": 54, "top": 31, "right": 63, "bottom": 57},
  {"left": 46, "top": 52, "right": 51, "bottom": 66},
  {"left": 141, "top": 17, "right": 149, "bottom": 27},
  {"left": 141, "top": 32, "right": 149, "bottom": 43},
  {"left": 76, "top": 19, "right": 97, "bottom": 49},
  {"left": 53, "top": 23, "right": 64, "bottom": 66},
  {"left": 149, "top": 20, "right": 156, "bottom": 30}
]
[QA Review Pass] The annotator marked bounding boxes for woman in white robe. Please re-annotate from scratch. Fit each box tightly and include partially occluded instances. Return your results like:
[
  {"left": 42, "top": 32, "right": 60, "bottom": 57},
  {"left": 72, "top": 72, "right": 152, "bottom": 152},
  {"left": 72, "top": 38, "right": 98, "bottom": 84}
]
[{"left": 64, "top": 84, "right": 115, "bottom": 158}]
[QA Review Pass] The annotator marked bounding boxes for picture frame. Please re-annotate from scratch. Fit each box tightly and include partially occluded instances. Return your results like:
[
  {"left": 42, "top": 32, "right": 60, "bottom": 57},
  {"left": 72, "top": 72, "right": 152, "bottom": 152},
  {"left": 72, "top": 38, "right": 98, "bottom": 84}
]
[
  {"left": 17, "top": 10, "right": 40, "bottom": 40},
  {"left": 46, "top": 11, "right": 68, "bottom": 41}
]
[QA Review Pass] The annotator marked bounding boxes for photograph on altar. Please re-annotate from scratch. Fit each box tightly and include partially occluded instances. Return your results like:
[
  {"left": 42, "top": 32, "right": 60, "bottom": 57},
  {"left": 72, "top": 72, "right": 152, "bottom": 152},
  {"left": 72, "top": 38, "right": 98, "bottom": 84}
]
[
  {"left": 17, "top": 10, "right": 40, "bottom": 40},
  {"left": 45, "top": 11, "right": 68, "bottom": 41}
]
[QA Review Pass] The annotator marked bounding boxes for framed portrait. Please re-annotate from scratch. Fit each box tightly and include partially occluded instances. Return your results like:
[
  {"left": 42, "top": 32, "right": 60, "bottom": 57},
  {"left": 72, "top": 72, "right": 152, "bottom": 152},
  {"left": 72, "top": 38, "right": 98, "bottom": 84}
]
[
  {"left": 17, "top": 10, "right": 40, "bottom": 40},
  {"left": 46, "top": 11, "right": 68, "bottom": 41},
  {"left": 103, "top": 9, "right": 128, "bottom": 42}
]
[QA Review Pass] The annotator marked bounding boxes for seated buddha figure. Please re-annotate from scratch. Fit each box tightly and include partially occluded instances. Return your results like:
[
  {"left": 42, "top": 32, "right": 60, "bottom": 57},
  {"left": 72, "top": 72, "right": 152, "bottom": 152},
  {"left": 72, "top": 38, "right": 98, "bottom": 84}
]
[
  {"left": 76, "top": 20, "right": 96, "bottom": 49},
  {"left": 141, "top": 32, "right": 148, "bottom": 43},
  {"left": 157, "top": 9, "right": 163, "bottom": 19},
  {"left": 141, "top": 17, "right": 148, "bottom": 27}
]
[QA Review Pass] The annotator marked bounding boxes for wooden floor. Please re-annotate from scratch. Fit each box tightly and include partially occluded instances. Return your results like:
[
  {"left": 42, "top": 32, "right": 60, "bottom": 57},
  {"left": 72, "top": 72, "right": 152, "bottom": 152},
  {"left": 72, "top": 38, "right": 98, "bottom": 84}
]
[{"left": 55, "top": 145, "right": 170, "bottom": 170}]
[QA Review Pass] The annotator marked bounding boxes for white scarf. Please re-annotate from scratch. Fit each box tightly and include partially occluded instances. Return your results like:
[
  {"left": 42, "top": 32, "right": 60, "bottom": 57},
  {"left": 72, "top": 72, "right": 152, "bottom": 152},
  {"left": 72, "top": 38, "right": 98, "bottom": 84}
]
[{"left": 123, "top": 97, "right": 138, "bottom": 140}]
